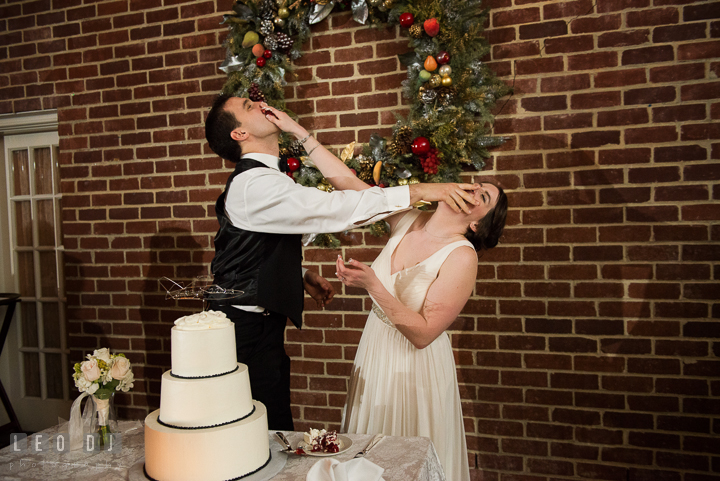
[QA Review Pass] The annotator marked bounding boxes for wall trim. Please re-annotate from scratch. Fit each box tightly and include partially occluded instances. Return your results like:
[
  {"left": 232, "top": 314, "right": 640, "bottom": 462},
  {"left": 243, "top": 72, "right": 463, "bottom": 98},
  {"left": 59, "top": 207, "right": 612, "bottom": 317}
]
[{"left": 0, "top": 111, "right": 58, "bottom": 136}]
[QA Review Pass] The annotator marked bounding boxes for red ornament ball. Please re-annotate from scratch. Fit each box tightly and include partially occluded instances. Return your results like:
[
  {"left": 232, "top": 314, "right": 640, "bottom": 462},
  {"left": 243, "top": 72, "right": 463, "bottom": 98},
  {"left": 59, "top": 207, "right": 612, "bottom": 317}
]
[
  {"left": 256, "top": 57, "right": 266, "bottom": 67},
  {"left": 350, "top": 168, "right": 357, "bottom": 176},
  {"left": 436, "top": 51, "right": 450, "bottom": 65},
  {"left": 263, "top": 49, "right": 272, "bottom": 59},
  {"left": 287, "top": 157, "right": 300, "bottom": 172},
  {"left": 411, "top": 137, "right": 431, "bottom": 155},
  {"left": 399, "top": 12, "right": 414, "bottom": 28},
  {"left": 286, "top": 172, "right": 294, "bottom": 179}
]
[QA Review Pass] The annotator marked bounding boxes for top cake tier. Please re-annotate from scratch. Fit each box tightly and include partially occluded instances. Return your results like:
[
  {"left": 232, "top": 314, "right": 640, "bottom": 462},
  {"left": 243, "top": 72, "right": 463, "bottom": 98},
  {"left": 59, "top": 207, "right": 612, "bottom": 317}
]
[{"left": 171, "top": 311, "right": 237, "bottom": 378}]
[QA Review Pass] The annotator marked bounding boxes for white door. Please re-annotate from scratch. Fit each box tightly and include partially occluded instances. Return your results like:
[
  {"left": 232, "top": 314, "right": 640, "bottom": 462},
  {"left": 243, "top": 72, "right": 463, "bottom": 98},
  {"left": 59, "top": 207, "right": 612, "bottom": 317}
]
[{"left": 0, "top": 114, "right": 72, "bottom": 433}]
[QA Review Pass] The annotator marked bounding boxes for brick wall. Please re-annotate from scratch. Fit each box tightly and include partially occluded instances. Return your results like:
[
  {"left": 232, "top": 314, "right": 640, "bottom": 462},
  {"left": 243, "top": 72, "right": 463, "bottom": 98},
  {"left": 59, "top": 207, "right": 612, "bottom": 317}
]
[{"left": 1, "top": 0, "right": 719, "bottom": 479}]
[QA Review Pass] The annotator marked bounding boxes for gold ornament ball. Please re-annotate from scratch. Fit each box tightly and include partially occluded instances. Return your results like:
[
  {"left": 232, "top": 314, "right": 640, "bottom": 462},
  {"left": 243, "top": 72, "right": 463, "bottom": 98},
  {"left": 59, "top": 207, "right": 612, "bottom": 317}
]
[
  {"left": 317, "top": 183, "right": 328, "bottom": 191},
  {"left": 278, "top": 7, "right": 290, "bottom": 18},
  {"left": 397, "top": 178, "right": 408, "bottom": 186},
  {"left": 408, "top": 177, "right": 420, "bottom": 184},
  {"left": 273, "top": 17, "right": 285, "bottom": 27},
  {"left": 369, "top": 0, "right": 382, "bottom": 6},
  {"left": 438, "top": 65, "right": 452, "bottom": 77},
  {"left": 441, "top": 76, "right": 453, "bottom": 87},
  {"left": 429, "top": 74, "right": 442, "bottom": 88},
  {"left": 384, "top": 0, "right": 395, "bottom": 7}
]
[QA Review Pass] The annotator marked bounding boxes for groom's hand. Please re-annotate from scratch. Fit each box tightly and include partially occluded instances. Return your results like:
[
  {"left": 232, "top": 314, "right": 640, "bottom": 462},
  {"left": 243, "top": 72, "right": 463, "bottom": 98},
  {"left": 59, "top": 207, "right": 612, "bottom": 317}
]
[
  {"left": 409, "top": 182, "right": 480, "bottom": 214},
  {"left": 303, "top": 270, "right": 335, "bottom": 309}
]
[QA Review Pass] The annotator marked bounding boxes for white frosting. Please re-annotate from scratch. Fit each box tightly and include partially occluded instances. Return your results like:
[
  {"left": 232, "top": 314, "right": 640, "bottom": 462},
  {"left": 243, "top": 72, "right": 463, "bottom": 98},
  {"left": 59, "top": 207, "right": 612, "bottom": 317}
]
[
  {"left": 173, "top": 310, "right": 231, "bottom": 330},
  {"left": 159, "top": 363, "right": 254, "bottom": 428},
  {"left": 145, "top": 402, "right": 270, "bottom": 481},
  {"left": 171, "top": 323, "right": 237, "bottom": 378}
]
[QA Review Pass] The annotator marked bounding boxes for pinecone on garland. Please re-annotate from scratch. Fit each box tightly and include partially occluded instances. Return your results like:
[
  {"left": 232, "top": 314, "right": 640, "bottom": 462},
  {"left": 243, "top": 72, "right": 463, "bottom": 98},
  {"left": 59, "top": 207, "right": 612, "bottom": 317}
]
[
  {"left": 357, "top": 155, "right": 374, "bottom": 182},
  {"left": 409, "top": 24, "right": 423, "bottom": 38},
  {"left": 260, "top": 19, "right": 274, "bottom": 36},
  {"left": 275, "top": 32, "right": 293, "bottom": 53},
  {"left": 264, "top": 34, "right": 278, "bottom": 50},
  {"left": 394, "top": 126, "right": 413, "bottom": 154},
  {"left": 248, "top": 83, "right": 265, "bottom": 102},
  {"left": 387, "top": 141, "right": 402, "bottom": 156},
  {"left": 260, "top": 0, "right": 275, "bottom": 19}
]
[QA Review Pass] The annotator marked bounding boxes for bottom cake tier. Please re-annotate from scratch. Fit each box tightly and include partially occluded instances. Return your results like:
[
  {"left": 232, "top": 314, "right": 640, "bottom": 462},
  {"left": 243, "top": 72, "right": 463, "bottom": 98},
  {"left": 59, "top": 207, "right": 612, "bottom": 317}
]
[{"left": 144, "top": 400, "right": 270, "bottom": 481}]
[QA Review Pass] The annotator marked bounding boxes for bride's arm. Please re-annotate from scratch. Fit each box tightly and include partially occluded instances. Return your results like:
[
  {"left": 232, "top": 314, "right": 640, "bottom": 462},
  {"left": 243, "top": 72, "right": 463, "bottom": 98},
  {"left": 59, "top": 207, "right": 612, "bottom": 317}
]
[{"left": 335, "top": 247, "right": 478, "bottom": 349}]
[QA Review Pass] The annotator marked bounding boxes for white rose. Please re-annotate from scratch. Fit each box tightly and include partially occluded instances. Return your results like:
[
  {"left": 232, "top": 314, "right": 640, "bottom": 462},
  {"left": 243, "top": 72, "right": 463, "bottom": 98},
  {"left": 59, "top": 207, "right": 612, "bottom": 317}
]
[
  {"left": 87, "top": 383, "right": 99, "bottom": 395},
  {"left": 75, "top": 375, "right": 92, "bottom": 392},
  {"left": 81, "top": 359, "right": 101, "bottom": 382},
  {"left": 91, "top": 348, "right": 111, "bottom": 363},
  {"left": 110, "top": 357, "right": 131, "bottom": 380}
]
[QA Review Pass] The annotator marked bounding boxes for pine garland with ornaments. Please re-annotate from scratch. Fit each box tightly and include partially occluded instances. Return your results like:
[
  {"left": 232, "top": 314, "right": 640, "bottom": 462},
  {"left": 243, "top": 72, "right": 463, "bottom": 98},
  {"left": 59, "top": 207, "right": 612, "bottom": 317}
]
[{"left": 220, "top": 0, "right": 509, "bottom": 246}]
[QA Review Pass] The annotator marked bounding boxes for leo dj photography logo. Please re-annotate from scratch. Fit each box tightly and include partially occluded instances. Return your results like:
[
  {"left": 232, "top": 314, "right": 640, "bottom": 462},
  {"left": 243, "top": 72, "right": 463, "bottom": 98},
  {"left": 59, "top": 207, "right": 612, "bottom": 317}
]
[{"left": 9, "top": 431, "right": 123, "bottom": 454}]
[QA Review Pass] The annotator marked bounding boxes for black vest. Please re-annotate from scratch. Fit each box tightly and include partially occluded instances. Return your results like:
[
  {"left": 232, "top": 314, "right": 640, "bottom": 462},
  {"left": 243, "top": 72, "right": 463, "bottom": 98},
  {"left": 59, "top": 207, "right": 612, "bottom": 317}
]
[{"left": 208, "top": 159, "right": 304, "bottom": 328}]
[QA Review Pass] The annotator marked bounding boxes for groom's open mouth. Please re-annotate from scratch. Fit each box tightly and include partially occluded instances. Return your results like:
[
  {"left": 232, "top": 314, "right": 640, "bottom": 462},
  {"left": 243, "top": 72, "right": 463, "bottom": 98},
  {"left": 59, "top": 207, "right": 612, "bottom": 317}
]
[{"left": 261, "top": 107, "right": 278, "bottom": 119}]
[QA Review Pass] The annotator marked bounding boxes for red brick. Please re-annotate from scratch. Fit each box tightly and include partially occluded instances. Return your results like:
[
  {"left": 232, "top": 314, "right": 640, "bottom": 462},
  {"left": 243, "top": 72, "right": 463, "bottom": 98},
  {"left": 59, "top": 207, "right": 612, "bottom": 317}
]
[
  {"left": 518, "top": 21, "right": 567, "bottom": 40},
  {"left": 597, "top": 108, "right": 649, "bottom": 127},
  {"left": 570, "top": 14, "right": 621, "bottom": 33},
  {"left": 650, "top": 62, "right": 706, "bottom": 83},
  {"left": 571, "top": 91, "right": 622, "bottom": 109},
  {"left": 622, "top": 45, "right": 675, "bottom": 65},
  {"left": 598, "top": 29, "right": 651, "bottom": 49},
  {"left": 678, "top": 40, "right": 720, "bottom": 61},
  {"left": 568, "top": 51, "right": 618, "bottom": 71},
  {"left": 493, "top": 7, "right": 540, "bottom": 27},
  {"left": 493, "top": 41, "right": 540, "bottom": 60},
  {"left": 628, "top": 7, "right": 679, "bottom": 27},
  {"left": 599, "top": 148, "right": 651, "bottom": 165}
]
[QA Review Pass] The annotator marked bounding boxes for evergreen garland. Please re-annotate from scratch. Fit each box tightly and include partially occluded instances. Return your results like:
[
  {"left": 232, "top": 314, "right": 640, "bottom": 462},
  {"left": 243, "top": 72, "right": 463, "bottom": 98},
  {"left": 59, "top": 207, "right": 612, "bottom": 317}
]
[{"left": 220, "top": 0, "right": 510, "bottom": 245}]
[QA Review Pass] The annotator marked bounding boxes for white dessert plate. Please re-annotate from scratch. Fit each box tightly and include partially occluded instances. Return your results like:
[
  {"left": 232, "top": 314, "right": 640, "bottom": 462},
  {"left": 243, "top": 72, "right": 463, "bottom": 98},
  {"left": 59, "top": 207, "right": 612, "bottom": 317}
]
[{"left": 298, "top": 434, "right": 353, "bottom": 457}]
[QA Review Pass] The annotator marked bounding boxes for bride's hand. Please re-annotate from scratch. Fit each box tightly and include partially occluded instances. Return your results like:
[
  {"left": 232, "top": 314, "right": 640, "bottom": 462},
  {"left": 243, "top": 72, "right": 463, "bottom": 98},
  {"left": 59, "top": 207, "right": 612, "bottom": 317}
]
[
  {"left": 335, "top": 256, "right": 378, "bottom": 290},
  {"left": 259, "top": 102, "right": 305, "bottom": 138}
]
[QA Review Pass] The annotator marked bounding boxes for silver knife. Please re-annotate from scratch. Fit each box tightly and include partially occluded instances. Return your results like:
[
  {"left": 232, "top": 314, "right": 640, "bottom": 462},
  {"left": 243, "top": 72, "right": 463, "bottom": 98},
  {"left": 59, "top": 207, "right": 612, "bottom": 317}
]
[{"left": 354, "top": 433, "right": 384, "bottom": 458}]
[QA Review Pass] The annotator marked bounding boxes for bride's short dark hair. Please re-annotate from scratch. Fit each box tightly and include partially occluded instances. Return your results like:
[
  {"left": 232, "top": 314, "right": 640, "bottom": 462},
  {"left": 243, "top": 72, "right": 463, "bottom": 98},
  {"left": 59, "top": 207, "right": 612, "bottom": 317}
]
[{"left": 464, "top": 185, "right": 508, "bottom": 251}]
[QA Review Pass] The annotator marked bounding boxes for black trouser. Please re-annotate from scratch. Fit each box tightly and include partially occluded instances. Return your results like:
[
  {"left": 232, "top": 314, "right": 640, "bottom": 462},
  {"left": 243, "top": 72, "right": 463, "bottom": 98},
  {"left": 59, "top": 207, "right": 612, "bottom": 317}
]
[{"left": 210, "top": 305, "right": 294, "bottom": 431}]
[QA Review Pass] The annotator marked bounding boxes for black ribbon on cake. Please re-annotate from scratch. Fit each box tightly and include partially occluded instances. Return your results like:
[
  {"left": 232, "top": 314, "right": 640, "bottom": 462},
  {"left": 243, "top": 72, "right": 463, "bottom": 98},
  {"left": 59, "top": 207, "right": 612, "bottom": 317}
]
[
  {"left": 157, "top": 405, "right": 256, "bottom": 431},
  {"left": 169, "top": 364, "right": 240, "bottom": 380}
]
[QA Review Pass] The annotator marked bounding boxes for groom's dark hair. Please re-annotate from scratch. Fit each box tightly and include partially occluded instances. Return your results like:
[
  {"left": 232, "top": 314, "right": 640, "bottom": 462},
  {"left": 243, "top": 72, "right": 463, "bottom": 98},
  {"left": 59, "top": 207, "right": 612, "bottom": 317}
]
[
  {"left": 206, "top": 93, "right": 243, "bottom": 163},
  {"left": 465, "top": 184, "right": 508, "bottom": 251}
]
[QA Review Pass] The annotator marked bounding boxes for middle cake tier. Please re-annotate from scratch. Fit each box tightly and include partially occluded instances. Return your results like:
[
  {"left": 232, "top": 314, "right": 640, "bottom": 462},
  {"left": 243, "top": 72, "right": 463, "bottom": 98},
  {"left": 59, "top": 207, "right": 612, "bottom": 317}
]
[{"left": 159, "top": 362, "right": 254, "bottom": 428}]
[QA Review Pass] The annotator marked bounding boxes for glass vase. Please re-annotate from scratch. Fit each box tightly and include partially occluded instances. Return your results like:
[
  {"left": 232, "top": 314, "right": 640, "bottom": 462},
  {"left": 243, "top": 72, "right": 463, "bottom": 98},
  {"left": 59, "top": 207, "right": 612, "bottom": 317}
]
[{"left": 90, "top": 391, "right": 118, "bottom": 450}]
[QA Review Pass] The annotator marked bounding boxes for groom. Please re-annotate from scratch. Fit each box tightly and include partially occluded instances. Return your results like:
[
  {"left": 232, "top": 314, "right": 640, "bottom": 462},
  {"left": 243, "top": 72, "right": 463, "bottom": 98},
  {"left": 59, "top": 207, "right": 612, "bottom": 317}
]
[{"left": 204, "top": 93, "right": 480, "bottom": 430}]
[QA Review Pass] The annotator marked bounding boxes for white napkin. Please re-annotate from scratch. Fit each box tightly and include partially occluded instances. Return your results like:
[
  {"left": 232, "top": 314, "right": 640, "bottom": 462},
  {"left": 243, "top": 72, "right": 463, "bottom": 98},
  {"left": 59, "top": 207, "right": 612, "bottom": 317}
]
[{"left": 306, "top": 457, "right": 385, "bottom": 481}]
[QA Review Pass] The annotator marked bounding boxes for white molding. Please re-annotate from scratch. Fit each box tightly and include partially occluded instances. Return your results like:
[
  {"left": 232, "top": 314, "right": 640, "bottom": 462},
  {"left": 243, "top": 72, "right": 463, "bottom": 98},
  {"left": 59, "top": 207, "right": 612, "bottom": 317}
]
[{"left": 0, "top": 110, "right": 58, "bottom": 135}]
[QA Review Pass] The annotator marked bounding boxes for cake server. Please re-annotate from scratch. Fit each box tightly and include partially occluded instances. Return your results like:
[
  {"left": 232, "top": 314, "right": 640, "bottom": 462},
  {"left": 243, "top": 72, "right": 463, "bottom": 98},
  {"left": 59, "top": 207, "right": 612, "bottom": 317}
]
[
  {"left": 275, "top": 432, "right": 306, "bottom": 455},
  {"left": 354, "top": 433, "right": 384, "bottom": 458}
]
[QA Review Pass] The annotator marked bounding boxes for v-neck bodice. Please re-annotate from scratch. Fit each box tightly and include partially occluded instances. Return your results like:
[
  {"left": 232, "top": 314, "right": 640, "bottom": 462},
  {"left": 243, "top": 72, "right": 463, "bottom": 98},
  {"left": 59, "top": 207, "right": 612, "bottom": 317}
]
[{"left": 370, "top": 210, "right": 474, "bottom": 312}]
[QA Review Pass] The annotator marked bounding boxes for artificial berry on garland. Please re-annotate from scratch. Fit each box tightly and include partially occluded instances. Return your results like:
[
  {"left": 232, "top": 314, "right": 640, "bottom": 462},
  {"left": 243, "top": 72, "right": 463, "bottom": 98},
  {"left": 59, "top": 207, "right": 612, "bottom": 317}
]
[
  {"left": 424, "top": 18, "right": 440, "bottom": 37},
  {"left": 436, "top": 51, "right": 450, "bottom": 65},
  {"left": 256, "top": 57, "right": 266, "bottom": 67},
  {"left": 263, "top": 49, "right": 272, "bottom": 59},
  {"left": 421, "top": 148, "right": 440, "bottom": 175},
  {"left": 411, "top": 137, "right": 430, "bottom": 155},
  {"left": 287, "top": 157, "right": 300, "bottom": 172},
  {"left": 287, "top": 172, "right": 294, "bottom": 179},
  {"left": 399, "top": 12, "right": 414, "bottom": 28}
]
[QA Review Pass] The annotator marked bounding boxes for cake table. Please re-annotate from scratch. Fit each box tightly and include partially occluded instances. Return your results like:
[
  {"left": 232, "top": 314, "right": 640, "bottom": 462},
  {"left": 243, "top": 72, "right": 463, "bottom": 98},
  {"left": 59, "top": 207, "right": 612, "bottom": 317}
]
[{"left": 0, "top": 421, "right": 446, "bottom": 480}]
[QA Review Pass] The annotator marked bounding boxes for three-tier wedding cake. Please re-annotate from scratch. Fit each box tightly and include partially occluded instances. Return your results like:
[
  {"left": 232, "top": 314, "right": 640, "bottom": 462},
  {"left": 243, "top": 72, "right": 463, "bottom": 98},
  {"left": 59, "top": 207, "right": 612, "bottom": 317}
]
[{"left": 144, "top": 311, "right": 271, "bottom": 481}]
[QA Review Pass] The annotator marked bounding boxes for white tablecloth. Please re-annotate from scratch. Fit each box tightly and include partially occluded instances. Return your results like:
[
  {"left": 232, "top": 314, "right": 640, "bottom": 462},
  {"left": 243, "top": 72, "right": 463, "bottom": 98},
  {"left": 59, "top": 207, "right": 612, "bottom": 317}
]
[{"left": 0, "top": 421, "right": 445, "bottom": 480}]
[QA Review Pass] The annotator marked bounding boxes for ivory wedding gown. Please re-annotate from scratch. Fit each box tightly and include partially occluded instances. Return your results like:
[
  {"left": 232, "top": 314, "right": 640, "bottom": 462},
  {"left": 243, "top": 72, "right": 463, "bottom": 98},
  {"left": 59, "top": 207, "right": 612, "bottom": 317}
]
[{"left": 342, "top": 210, "right": 471, "bottom": 481}]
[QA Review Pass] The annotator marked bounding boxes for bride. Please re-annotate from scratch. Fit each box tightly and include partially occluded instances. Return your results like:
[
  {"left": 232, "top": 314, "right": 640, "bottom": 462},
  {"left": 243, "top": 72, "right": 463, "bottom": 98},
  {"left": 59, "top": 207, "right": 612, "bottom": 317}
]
[
  {"left": 261, "top": 102, "right": 507, "bottom": 479},
  {"left": 336, "top": 183, "right": 507, "bottom": 481}
]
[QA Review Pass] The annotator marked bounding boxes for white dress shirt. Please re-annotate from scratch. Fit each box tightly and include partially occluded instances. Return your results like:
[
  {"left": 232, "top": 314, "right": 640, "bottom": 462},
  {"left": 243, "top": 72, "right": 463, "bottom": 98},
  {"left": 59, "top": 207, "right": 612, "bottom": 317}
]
[{"left": 226, "top": 152, "right": 411, "bottom": 312}]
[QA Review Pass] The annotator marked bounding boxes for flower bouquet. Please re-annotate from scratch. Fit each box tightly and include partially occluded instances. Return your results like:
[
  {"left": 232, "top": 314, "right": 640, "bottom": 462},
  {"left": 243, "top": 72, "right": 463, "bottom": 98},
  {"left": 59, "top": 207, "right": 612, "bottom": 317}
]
[{"left": 68, "top": 348, "right": 134, "bottom": 450}]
